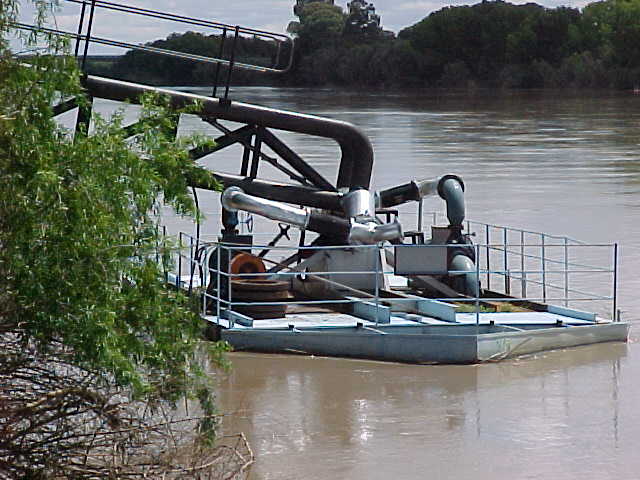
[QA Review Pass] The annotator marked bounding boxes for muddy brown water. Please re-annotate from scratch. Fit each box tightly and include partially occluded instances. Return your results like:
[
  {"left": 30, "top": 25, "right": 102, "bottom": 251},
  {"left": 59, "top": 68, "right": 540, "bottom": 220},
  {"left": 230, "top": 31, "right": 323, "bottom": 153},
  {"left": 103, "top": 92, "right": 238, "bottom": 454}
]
[{"left": 92, "top": 88, "right": 640, "bottom": 479}]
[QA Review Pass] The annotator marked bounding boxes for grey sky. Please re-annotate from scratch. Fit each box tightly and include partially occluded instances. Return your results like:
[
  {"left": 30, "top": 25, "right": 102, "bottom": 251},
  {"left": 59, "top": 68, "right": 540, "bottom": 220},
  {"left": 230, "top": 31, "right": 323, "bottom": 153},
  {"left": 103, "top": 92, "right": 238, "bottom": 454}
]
[{"left": 18, "top": 0, "right": 590, "bottom": 54}]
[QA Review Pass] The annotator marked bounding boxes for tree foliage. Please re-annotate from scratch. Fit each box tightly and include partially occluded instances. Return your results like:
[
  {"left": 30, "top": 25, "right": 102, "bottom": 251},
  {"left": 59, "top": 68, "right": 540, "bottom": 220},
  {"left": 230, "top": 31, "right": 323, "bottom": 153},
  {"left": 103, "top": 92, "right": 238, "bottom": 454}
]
[
  {"left": 84, "top": 0, "right": 640, "bottom": 89},
  {"left": 0, "top": 2, "right": 237, "bottom": 477}
]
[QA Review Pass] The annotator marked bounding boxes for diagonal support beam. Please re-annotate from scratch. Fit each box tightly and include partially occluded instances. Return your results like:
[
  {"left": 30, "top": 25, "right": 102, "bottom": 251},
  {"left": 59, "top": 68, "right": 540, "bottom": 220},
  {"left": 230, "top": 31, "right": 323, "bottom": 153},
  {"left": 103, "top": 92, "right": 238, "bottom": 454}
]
[
  {"left": 259, "top": 127, "right": 335, "bottom": 191},
  {"left": 189, "top": 124, "right": 256, "bottom": 160},
  {"left": 201, "top": 118, "right": 312, "bottom": 186}
]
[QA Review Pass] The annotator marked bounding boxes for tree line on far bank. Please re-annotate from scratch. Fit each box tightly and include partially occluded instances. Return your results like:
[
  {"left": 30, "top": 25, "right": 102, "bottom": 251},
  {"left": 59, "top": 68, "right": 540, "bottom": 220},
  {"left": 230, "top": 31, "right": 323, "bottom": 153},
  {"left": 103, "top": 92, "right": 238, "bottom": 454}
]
[{"left": 90, "top": 0, "right": 640, "bottom": 89}]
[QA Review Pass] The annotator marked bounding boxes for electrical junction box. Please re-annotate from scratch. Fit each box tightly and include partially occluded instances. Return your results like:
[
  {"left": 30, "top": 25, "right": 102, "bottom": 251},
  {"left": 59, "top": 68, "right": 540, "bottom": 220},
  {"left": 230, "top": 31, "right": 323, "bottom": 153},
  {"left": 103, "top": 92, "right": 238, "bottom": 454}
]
[{"left": 394, "top": 244, "right": 448, "bottom": 276}]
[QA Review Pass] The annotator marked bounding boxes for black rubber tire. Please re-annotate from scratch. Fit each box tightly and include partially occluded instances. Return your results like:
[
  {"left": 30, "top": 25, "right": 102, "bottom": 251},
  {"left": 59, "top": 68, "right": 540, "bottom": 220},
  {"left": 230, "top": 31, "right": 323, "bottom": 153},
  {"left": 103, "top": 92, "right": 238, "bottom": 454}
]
[
  {"left": 231, "top": 289, "right": 293, "bottom": 302},
  {"left": 235, "top": 306, "right": 288, "bottom": 319},
  {"left": 231, "top": 279, "right": 289, "bottom": 293}
]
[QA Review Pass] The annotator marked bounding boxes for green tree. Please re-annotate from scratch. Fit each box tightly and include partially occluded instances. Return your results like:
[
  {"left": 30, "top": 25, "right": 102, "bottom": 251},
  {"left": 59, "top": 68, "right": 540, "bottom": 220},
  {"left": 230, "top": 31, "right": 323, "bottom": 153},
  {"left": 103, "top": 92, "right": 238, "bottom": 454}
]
[
  {"left": 297, "top": 2, "right": 345, "bottom": 50},
  {"left": 0, "top": 2, "right": 238, "bottom": 476}
]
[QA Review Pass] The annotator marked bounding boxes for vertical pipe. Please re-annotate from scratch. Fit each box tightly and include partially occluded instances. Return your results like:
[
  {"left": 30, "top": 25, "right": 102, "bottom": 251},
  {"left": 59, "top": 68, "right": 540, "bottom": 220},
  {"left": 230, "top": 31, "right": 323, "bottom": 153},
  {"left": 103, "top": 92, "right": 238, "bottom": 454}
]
[
  {"left": 417, "top": 198, "right": 423, "bottom": 232},
  {"left": 613, "top": 243, "right": 618, "bottom": 322},
  {"left": 212, "top": 27, "right": 227, "bottom": 98},
  {"left": 520, "top": 230, "right": 526, "bottom": 298},
  {"left": 80, "top": 0, "right": 97, "bottom": 72},
  {"left": 541, "top": 233, "right": 547, "bottom": 303},
  {"left": 74, "top": 0, "right": 87, "bottom": 57},
  {"left": 224, "top": 26, "right": 240, "bottom": 100},
  {"left": 485, "top": 225, "right": 491, "bottom": 290},
  {"left": 564, "top": 237, "right": 569, "bottom": 307}
]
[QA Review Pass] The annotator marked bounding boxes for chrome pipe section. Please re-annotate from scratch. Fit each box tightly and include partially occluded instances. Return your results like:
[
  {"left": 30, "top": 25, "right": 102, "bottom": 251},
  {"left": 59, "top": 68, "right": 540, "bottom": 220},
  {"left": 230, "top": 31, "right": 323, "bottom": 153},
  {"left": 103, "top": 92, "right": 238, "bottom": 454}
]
[
  {"left": 222, "top": 187, "right": 310, "bottom": 229},
  {"left": 449, "top": 254, "right": 479, "bottom": 297},
  {"left": 84, "top": 75, "right": 374, "bottom": 190},
  {"left": 349, "top": 220, "right": 403, "bottom": 245},
  {"left": 221, "top": 187, "right": 402, "bottom": 244},
  {"left": 341, "top": 188, "right": 375, "bottom": 219}
]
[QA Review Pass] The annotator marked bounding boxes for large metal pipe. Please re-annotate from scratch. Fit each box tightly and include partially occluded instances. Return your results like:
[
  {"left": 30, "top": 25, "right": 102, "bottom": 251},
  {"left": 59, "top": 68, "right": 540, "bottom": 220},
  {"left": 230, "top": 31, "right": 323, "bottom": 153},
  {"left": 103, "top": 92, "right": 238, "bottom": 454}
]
[
  {"left": 84, "top": 75, "right": 374, "bottom": 190},
  {"left": 189, "top": 171, "right": 343, "bottom": 210},
  {"left": 378, "top": 174, "right": 463, "bottom": 207},
  {"left": 222, "top": 187, "right": 402, "bottom": 244},
  {"left": 377, "top": 174, "right": 465, "bottom": 227},
  {"left": 222, "top": 186, "right": 310, "bottom": 229},
  {"left": 449, "top": 254, "right": 479, "bottom": 297},
  {"left": 341, "top": 188, "right": 375, "bottom": 219},
  {"left": 439, "top": 176, "right": 465, "bottom": 227}
]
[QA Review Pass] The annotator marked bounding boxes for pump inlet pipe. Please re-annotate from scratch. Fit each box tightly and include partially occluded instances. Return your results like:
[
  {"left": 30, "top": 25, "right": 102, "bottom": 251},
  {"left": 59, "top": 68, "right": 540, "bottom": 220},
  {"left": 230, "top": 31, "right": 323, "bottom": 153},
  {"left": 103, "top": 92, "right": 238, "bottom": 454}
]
[
  {"left": 377, "top": 174, "right": 465, "bottom": 228},
  {"left": 222, "top": 187, "right": 401, "bottom": 245}
]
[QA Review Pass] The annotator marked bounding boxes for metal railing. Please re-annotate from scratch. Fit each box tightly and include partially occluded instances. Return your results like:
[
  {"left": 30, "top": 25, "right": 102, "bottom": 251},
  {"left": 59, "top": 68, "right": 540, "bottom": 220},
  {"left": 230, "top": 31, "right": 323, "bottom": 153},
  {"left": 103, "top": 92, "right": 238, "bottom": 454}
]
[
  {"left": 168, "top": 228, "right": 619, "bottom": 328},
  {"left": 419, "top": 210, "right": 618, "bottom": 319},
  {"left": 14, "top": 0, "right": 294, "bottom": 99}
]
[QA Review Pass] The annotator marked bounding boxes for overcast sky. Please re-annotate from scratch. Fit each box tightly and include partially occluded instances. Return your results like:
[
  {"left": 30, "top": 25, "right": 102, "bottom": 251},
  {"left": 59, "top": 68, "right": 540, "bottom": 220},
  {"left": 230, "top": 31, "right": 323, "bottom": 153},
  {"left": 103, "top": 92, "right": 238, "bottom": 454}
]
[{"left": 17, "top": 0, "right": 590, "bottom": 54}]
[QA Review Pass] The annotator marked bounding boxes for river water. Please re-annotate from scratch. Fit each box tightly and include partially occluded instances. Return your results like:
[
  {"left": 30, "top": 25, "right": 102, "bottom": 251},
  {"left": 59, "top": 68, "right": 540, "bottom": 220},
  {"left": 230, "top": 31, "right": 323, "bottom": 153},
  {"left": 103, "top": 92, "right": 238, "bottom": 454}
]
[{"left": 100, "top": 88, "right": 640, "bottom": 479}]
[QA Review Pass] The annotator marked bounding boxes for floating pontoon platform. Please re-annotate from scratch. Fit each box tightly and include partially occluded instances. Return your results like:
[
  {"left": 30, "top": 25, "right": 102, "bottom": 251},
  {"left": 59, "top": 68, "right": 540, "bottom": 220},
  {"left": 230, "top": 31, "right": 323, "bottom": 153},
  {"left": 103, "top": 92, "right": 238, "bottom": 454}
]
[{"left": 204, "top": 310, "right": 628, "bottom": 364}]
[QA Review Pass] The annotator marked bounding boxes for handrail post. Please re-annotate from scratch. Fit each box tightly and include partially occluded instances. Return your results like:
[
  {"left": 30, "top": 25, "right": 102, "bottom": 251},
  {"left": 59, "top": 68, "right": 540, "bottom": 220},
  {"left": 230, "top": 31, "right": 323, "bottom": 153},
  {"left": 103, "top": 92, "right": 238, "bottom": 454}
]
[
  {"left": 485, "top": 224, "right": 491, "bottom": 290},
  {"left": 216, "top": 243, "right": 221, "bottom": 324},
  {"left": 520, "top": 230, "right": 526, "bottom": 298},
  {"left": 228, "top": 248, "right": 233, "bottom": 326},
  {"left": 212, "top": 27, "right": 227, "bottom": 98},
  {"left": 162, "top": 225, "right": 168, "bottom": 284},
  {"left": 541, "top": 234, "right": 547, "bottom": 303},
  {"left": 564, "top": 237, "right": 569, "bottom": 307},
  {"left": 613, "top": 243, "right": 618, "bottom": 322},
  {"left": 80, "top": 0, "right": 97, "bottom": 72},
  {"left": 223, "top": 26, "right": 240, "bottom": 101},
  {"left": 74, "top": 0, "right": 87, "bottom": 57},
  {"left": 177, "top": 232, "right": 183, "bottom": 289},
  {"left": 503, "top": 228, "right": 508, "bottom": 293},
  {"left": 375, "top": 244, "right": 380, "bottom": 327},
  {"left": 475, "top": 243, "right": 481, "bottom": 329}
]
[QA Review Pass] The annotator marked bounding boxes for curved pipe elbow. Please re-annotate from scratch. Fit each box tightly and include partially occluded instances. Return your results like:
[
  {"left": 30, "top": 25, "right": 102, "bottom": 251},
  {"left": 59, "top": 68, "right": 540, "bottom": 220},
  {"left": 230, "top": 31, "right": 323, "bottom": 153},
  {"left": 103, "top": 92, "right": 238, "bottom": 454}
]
[
  {"left": 86, "top": 75, "right": 374, "bottom": 191},
  {"left": 449, "top": 254, "right": 479, "bottom": 298},
  {"left": 438, "top": 176, "right": 465, "bottom": 227},
  {"left": 348, "top": 220, "right": 403, "bottom": 245},
  {"left": 222, "top": 186, "right": 310, "bottom": 229}
]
